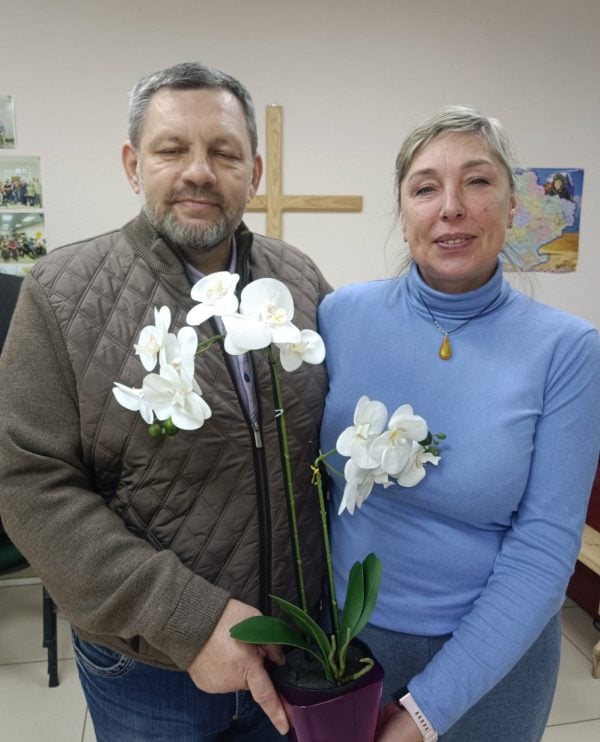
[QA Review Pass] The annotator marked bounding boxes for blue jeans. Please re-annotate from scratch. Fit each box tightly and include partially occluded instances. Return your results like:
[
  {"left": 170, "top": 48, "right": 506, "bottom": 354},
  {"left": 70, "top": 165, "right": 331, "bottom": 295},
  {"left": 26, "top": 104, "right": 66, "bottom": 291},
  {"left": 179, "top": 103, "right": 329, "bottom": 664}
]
[
  {"left": 72, "top": 632, "right": 286, "bottom": 741},
  {"left": 359, "top": 612, "right": 561, "bottom": 741}
]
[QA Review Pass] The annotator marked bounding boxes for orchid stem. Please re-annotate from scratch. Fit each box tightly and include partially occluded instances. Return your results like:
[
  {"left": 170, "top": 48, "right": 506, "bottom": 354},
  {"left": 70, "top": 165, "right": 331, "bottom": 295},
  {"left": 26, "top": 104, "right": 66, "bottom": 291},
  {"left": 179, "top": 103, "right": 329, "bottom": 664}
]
[
  {"left": 196, "top": 334, "right": 224, "bottom": 354},
  {"left": 320, "top": 457, "right": 344, "bottom": 480},
  {"left": 312, "top": 450, "right": 341, "bottom": 643},
  {"left": 267, "top": 347, "right": 308, "bottom": 613}
]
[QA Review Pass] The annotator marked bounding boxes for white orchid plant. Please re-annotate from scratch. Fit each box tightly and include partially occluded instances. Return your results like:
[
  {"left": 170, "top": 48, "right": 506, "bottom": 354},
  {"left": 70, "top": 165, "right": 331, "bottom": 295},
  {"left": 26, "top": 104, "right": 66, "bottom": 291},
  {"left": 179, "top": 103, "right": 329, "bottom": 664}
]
[
  {"left": 112, "top": 271, "right": 444, "bottom": 686},
  {"left": 333, "top": 396, "right": 445, "bottom": 516},
  {"left": 112, "top": 272, "right": 324, "bottom": 435}
]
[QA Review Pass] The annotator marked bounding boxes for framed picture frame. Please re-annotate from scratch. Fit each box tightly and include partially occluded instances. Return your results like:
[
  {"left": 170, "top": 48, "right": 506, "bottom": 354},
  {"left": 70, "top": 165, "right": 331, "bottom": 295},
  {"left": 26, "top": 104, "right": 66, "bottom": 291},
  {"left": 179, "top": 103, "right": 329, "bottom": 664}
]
[
  {"left": 0, "top": 211, "right": 47, "bottom": 276},
  {"left": 0, "top": 156, "right": 43, "bottom": 209},
  {"left": 0, "top": 96, "right": 16, "bottom": 150}
]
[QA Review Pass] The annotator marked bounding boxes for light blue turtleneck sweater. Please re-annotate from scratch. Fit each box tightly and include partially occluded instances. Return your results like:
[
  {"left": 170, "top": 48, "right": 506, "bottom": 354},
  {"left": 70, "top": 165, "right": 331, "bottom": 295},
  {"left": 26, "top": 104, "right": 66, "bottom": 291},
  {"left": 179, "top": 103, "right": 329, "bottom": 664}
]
[{"left": 318, "top": 262, "right": 600, "bottom": 733}]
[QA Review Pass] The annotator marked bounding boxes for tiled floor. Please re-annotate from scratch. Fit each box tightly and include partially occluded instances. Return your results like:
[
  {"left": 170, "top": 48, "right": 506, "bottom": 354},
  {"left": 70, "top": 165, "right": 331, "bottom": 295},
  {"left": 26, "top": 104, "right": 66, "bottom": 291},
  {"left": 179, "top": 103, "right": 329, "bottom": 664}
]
[{"left": 1, "top": 573, "right": 599, "bottom": 741}]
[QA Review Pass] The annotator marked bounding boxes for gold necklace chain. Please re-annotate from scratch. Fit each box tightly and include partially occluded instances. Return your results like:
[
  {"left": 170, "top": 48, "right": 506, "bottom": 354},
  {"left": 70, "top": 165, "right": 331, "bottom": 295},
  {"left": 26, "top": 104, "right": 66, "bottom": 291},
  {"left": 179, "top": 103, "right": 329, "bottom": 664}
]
[{"left": 418, "top": 291, "right": 499, "bottom": 360}]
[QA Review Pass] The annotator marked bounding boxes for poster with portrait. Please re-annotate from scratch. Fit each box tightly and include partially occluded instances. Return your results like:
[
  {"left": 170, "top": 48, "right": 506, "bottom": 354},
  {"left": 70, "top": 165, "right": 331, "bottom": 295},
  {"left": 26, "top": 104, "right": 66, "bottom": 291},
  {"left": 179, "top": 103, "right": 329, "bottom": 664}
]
[
  {"left": 505, "top": 167, "right": 584, "bottom": 272},
  {"left": 0, "top": 211, "right": 47, "bottom": 276},
  {"left": 0, "top": 156, "right": 43, "bottom": 209},
  {"left": 0, "top": 96, "right": 16, "bottom": 149}
]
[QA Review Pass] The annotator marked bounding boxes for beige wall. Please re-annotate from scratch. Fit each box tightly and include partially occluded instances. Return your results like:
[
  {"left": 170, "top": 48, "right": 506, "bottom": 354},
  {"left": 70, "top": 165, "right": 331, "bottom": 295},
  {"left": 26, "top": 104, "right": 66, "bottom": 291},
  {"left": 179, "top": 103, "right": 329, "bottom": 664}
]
[{"left": 3, "top": 0, "right": 599, "bottom": 323}]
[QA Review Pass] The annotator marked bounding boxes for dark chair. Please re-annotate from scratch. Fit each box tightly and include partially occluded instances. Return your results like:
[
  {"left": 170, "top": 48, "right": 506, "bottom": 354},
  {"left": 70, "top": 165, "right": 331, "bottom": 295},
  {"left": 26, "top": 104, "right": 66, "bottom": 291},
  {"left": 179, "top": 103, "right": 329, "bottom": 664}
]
[{"left": 0, "top": 272, "right": 59, "bottom": 687}]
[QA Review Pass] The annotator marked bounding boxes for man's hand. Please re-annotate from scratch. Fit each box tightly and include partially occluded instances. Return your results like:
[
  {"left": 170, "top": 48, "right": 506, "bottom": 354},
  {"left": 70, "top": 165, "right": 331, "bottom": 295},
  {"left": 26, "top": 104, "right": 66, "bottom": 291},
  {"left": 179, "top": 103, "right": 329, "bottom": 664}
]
[
  {"left": 187, "top": 598, "right": 289, "bottom": 736},
  {"left": 377, "top": 703, "right": 424, "bottom": 741}
]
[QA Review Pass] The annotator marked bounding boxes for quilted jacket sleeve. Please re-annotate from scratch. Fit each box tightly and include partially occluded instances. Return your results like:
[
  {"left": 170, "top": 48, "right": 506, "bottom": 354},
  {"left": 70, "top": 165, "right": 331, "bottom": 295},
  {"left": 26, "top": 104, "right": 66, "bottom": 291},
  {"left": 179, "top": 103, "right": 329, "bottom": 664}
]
[{"left": 0, "top": 276, "right": 230, "bottom": 669}]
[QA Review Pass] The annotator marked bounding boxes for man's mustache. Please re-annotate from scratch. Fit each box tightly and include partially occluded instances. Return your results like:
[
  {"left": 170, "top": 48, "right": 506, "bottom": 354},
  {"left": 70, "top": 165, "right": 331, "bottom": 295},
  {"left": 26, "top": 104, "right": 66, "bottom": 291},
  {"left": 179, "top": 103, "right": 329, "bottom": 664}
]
[{"left": 168, "top": 187, "right": 223, "bottom": 206}]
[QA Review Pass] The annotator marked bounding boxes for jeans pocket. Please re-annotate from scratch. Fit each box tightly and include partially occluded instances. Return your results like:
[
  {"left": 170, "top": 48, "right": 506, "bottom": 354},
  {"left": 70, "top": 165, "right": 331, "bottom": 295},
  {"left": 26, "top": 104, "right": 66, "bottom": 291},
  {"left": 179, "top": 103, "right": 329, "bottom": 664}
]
[{"left": 72, "top": 632, "right": 136, "bottom": 678}]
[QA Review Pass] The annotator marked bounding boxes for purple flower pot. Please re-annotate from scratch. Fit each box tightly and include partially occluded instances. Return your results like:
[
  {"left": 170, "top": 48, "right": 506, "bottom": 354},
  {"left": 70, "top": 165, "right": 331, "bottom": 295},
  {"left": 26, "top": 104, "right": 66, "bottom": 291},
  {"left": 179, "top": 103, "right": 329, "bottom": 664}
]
[{"left": 274, "top": 642, "right": 384, "bottom": 742}]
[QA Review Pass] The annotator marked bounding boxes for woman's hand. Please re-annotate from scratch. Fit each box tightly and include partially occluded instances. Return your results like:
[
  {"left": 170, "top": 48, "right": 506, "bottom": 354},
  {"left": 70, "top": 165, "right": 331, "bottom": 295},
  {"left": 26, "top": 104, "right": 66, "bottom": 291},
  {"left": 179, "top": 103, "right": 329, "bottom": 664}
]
[{"left": 376, "top": 703, "right": 424, "bottom": 741}]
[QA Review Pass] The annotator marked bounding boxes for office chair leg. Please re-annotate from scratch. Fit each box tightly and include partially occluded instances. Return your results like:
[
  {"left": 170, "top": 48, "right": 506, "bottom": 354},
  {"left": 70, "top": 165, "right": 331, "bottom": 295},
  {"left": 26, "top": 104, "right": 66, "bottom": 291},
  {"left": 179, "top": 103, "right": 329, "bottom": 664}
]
[{"left": 42, "top": 586, "right": 59, "bottom": 687}]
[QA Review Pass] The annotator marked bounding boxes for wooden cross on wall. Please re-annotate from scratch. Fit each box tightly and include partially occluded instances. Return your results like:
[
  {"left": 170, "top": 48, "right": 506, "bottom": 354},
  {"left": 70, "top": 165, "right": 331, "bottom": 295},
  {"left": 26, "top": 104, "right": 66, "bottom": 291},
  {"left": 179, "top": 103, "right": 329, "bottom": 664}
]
[{"left": 246, "top": 104, "right": 363, "bottom": 238}]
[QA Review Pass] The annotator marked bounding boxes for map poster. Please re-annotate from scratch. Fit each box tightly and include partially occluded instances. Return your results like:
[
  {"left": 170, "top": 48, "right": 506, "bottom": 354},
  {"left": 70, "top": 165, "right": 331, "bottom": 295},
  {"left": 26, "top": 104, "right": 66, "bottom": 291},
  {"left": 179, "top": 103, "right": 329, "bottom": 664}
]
[{"left": 506, "top": 167, "right": 584, "bottom": 272}]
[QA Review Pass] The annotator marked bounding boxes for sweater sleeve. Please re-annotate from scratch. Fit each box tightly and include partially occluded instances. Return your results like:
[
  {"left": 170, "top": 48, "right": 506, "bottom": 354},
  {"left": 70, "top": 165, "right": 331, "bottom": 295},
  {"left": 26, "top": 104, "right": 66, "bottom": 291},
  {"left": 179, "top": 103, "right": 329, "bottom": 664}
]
[
  {"left": 409, "top": 326, "right": 600, "bottom": 733},
  {"left": 0, "top": 276, "right": 230, "bottom": 669}
]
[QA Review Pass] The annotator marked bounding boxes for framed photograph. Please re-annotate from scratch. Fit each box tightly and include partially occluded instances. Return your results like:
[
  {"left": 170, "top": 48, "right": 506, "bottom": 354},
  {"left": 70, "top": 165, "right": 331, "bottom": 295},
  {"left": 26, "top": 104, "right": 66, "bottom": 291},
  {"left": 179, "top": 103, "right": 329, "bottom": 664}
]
[
  {"left": 0, "top": 155, "right": 43, "bottom": 209},
  {"left": 506, "top": 167, "right": 584, "bottom": 273},
  {"left": 0, "top": 95, "right": 16, "bottom": 149},
  {"left": 0, "top": 211, "right": 47, "bottom": 276}
]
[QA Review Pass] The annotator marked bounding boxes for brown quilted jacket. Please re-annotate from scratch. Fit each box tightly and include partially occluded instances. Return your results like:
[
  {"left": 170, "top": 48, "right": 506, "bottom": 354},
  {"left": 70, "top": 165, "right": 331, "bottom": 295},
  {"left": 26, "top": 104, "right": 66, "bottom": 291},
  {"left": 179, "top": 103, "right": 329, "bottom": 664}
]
[{"left": 0, "top": 212, "right": 330, "bottom": 670}]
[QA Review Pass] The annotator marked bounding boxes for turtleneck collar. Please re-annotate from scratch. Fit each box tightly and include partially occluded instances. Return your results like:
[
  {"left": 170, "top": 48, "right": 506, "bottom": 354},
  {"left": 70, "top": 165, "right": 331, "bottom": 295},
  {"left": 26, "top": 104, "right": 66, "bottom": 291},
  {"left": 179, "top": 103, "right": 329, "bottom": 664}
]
[{"left": 406, "top": 259, "right": 512, "bottom": 321}]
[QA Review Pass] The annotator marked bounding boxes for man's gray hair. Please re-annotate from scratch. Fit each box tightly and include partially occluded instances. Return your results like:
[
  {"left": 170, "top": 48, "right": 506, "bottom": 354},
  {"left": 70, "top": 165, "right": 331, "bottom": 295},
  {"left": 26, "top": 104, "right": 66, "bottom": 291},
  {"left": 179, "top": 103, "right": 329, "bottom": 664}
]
[
  {"left": 395, "top": 105, "right": 517, "bottom": 212},
  {"left": 127, "top": 62, "right": 258, "bottom": 154}
]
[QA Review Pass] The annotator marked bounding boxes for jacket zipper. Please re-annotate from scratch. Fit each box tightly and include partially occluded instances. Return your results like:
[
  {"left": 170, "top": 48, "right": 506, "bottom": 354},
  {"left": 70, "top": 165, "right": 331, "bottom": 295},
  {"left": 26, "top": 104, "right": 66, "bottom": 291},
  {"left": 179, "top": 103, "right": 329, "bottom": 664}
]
[
  {"left": 237, "top": 237, "right": 272, "bottom": 616},
  {"left": 212, "top": 237, "right": 273, "bottom": 616},
  {"left": 251, "top": 419, "right": 272, "bottom": 616},
  {"left": 251, "top": 421, "right": 263, "bottom": 449}
]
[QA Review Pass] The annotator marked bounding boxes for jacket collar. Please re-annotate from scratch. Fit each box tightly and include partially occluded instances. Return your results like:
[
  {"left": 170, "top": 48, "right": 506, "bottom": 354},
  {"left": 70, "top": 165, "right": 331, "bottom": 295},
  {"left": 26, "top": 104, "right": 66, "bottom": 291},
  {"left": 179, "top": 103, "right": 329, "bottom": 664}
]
[{"left": 121, "top": 210, "right": 254, "bottom": 289}]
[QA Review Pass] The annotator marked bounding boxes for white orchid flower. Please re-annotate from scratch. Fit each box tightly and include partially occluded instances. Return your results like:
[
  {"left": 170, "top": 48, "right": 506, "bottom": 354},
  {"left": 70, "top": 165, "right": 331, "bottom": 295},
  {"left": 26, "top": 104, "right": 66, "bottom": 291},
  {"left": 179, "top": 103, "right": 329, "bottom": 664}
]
[
  {"left": 134, "top": 306, "right": 172, "bottom": 371},
  {"left": 395, "top": 441, "right": 441, "bottom": 487},
  {"left": 336, "top": 395, "right": 388, "bottom": 469},
  {"left": 221, "top": 313, "right": 273, "bottom": 355},
  {"left": 142, "top": 364, "right": 212, "bottom": 431},
  {"left": 223, "top": 278, "right": 301, "bottom": 354},
  {"left": 159, "top": 326, "right": 198, "bottom": 383},
  {"left": 388, "top": 404, "right": 428, "bottom": 442},
  {"left": 338, "top": 459, "right": 392, "bottom": 515},
  {"left": 240, "top": 278, "right": 297, "bottom": 341},
  {"left": 369, "top": 404, "right": 429, "bottom": 475},
  {"left": 186, "top": 271, "right": 240, "bottom": 326},
  {"left": 276, "top": 329, "right": 326, "bottom": 372},
  {"left": 112, "top": 383, "right": 154, "bottom": 425}
]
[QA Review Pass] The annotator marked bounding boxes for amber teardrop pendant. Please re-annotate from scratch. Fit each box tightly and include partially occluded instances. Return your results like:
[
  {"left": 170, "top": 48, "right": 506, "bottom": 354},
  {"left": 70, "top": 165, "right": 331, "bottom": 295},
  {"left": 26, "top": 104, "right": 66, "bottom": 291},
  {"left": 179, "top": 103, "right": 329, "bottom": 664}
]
[{"left": 439, "top": 334, "right": 452, "bottom": 360}]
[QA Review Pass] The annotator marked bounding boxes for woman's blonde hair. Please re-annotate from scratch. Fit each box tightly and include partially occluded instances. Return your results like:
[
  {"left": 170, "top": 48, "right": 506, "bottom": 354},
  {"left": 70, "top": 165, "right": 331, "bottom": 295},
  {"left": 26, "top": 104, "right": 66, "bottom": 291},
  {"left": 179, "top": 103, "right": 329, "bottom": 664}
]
[{"left": 395, "top": 104, "right": 517, "bottom": 215}]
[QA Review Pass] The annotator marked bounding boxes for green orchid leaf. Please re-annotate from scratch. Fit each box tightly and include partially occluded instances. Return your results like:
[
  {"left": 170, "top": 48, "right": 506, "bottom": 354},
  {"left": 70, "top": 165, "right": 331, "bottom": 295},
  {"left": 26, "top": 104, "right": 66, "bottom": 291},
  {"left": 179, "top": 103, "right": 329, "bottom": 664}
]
[
  {"left": 340, "top": 560, "right": 365, "bottom": 644},
  {"left": 230, "top": 615, "right": 305, "bottom": 646},
  {"left": 352, "top": 553, "right": 382, "bottom": 638},
  {"left": 230, "top": 615, "right": 331, "bottom": 676},
  {"left": 271, "top": 595, "right": 332, "bottom": 666}
]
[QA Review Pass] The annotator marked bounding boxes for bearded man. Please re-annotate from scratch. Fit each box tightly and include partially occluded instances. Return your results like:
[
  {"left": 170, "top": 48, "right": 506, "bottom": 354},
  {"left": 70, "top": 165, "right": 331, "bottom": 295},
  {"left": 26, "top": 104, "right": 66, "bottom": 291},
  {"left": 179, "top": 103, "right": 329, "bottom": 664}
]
[{"left": 0, "top": 62, "right": 330, "bottom": 741}]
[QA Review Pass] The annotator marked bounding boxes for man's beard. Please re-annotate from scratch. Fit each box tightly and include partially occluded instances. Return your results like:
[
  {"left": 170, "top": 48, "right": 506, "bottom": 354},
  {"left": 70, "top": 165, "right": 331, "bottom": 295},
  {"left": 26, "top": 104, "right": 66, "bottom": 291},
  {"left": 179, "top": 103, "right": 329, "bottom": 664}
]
[{"left": 139, "top": 181, "right": 244, "bottom": 255}]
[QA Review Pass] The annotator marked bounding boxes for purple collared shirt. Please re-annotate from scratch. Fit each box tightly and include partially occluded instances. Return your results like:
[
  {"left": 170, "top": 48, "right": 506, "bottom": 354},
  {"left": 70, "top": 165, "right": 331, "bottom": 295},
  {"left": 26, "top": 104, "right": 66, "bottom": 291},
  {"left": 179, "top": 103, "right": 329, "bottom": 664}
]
[{"left": 186, "top": 240, "right": 258, "bottom": 424}]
